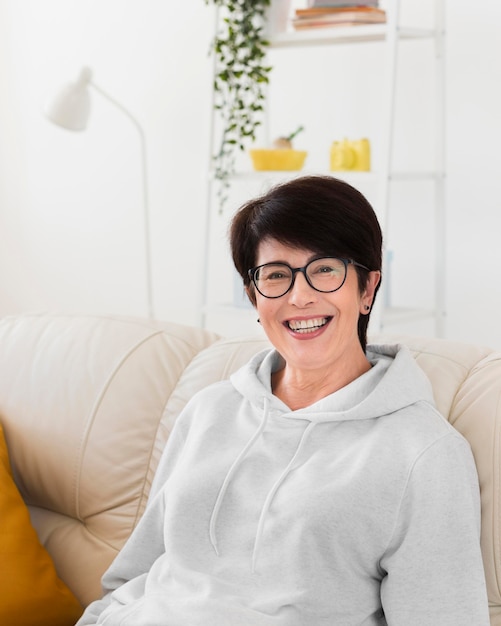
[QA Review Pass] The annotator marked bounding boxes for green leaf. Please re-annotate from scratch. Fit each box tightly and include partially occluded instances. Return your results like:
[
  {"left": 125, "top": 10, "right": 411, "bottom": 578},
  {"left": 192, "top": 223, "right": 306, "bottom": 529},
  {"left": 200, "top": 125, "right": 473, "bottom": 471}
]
[{"left": 205, "top": 0, "right": 273, "bottom": 210}]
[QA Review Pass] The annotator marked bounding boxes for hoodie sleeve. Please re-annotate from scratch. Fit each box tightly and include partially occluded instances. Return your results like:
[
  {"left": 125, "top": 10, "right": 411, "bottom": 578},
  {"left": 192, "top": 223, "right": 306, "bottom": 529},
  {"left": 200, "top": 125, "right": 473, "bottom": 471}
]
[
  {"left": 379, "top": 432, "right": 490, "bottom": 625},
  {"left": 75, "top": 415, "right": 189, "bottom": 626},
  {"left": 75, "top": 489, "right": 166, "bottom": 625}
]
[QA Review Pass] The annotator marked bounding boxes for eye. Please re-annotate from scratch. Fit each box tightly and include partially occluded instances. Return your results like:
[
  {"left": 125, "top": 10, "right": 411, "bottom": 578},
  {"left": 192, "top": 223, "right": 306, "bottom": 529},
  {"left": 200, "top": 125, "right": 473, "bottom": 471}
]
[
  {"left": 312, "top": 263, "right": 341, "bottom": 275},
  {"left": 266, "top": 271, "right": 290, "bottom": 284},
  {"left": 317, "top": 265, "right": 335, "bottom": 274},
  {"left": 259, "top": 265, "right": 291, "bottom": 282},
  {"left": 268, "top": 270, "right": 288, "bottom": 280}
]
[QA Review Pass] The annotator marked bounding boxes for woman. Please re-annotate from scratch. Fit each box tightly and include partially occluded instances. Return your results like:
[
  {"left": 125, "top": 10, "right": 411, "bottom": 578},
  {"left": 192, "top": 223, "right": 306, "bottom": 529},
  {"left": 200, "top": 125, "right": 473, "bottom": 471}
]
[{"left": 78, "top": 176, "right": 489, "bottom": 625}]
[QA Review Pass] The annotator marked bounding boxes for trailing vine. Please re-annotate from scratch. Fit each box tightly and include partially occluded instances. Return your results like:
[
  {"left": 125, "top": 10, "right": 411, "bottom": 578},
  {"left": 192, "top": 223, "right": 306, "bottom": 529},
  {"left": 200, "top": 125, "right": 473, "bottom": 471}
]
[{"left": 205, "top": 0, "right": 272, "bottom": 209}]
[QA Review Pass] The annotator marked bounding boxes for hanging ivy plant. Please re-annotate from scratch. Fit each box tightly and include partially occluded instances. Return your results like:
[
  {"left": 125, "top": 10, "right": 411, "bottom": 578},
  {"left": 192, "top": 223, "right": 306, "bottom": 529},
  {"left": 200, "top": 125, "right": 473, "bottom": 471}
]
[{"left": 205, "top": 0, "right": 272, "bottom": 209}]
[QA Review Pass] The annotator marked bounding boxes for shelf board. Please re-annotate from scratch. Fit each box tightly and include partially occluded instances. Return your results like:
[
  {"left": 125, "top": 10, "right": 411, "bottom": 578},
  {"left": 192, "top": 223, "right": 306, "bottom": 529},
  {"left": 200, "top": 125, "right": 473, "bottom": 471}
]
[
  {"left": 204, "top": 303, "right": 254, "bottom": 314},
  {"left": 216, "top": 169, "right": 441, "bottom": 185},
  {"left": 205, "top": 303, "right": 437, "bottom": 325},
  {"left": 227, "top": 169, "right": 378, "bottom": 184},
  {"left": 389, "top": 171, "right": 443, "bottom": 182},
  {"left": 203, "top": 303, "right": 441, "bottom": 338},
  {"left": 269, "top": 25, "right": 437, "bottom": 48},
  {"left": 382, "top": 306, "right": 437, "bottom": 325}
]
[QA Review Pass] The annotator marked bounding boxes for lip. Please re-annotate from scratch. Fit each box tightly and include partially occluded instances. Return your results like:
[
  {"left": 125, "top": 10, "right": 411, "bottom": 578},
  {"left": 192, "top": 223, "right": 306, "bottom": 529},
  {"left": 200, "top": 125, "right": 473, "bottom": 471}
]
[{"left": 283, "top": 315, "right": 333, "bottom": 339}]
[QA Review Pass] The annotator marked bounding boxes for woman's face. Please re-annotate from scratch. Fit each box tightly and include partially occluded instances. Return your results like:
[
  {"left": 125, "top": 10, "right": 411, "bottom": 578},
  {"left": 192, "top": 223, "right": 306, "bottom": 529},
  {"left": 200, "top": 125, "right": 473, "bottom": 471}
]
[{"left": 251, "top": 238, "right": 380, "bottom": 374}]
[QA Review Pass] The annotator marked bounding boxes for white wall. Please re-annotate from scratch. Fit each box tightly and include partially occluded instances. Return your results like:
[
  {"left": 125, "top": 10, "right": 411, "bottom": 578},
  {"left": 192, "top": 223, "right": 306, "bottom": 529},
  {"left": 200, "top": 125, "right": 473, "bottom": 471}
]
[
  {"left": 445, "top": 1, "right": 501, "bottom": 349},
  {"left": 0, "top": 0, "right": 500, "bottom": 348},
  {"left": 0, "top": 0, "right": 213, "bottom": 324}
]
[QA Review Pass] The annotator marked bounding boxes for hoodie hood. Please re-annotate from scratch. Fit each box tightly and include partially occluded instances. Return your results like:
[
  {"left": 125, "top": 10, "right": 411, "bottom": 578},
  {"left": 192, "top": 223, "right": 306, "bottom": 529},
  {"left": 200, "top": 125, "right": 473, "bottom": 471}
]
[{"left": 230, "top": 343, "right": 435, "bottom": 423}]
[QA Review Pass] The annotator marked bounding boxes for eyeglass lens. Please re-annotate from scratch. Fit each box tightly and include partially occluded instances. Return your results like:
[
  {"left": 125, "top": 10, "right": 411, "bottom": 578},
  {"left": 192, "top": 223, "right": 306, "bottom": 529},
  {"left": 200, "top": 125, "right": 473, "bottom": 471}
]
[{"left": 253, "top": 258, "right": 347, "bottom": 298}]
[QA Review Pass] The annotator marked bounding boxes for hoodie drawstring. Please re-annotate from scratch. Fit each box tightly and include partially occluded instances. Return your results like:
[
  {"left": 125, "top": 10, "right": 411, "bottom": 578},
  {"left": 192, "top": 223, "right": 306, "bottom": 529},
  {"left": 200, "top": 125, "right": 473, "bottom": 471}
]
[
  {"left": 251, "top": 421, "right": 316, "bottom": 572},
  {"left": 209, "top": 397, "right": 270, "bottom": 556},
  {"left": 209, "top": 398, "right": 317, "bottom": 572}
]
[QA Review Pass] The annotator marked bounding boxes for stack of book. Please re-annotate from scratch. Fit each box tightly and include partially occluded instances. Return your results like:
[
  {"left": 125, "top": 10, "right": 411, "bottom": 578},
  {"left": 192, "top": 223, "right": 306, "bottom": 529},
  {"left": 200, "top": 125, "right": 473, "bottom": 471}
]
[
  {"left": 307, "top": 0, "right": 379, "bottom": 6},
  {"left": 293, "top": 3, "right": 386, "bottom": 30}
]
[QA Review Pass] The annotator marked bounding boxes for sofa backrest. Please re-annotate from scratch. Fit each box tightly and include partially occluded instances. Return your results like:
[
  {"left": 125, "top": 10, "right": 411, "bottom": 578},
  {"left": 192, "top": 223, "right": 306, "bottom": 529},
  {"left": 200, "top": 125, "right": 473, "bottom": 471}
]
[
  {"left": 0, "top": 314, "right": 500, "bottom": 621},
  {"left": 0, "top": 314, "right": 220, "bottom": 606}
]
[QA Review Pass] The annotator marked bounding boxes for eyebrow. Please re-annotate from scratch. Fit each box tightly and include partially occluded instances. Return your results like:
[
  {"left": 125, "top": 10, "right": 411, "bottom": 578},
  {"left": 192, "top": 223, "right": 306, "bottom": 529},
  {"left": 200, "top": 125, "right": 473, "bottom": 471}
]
[{"left": 258, "top": 254, "right": 330, "bottom": 267}]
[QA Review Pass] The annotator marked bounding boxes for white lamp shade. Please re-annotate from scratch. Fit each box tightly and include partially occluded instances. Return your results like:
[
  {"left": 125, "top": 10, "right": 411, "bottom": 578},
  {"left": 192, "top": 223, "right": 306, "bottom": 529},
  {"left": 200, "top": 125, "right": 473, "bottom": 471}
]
[{"left": 45, "top": 67, "right": 92, "bottom": 131}]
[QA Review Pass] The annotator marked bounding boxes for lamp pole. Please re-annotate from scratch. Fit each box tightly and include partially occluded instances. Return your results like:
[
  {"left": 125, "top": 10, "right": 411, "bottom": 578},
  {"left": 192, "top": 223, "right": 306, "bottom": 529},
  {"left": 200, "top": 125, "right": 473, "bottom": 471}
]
[{"left": 45, "top": 67, "right": 154, "bottom": 319}]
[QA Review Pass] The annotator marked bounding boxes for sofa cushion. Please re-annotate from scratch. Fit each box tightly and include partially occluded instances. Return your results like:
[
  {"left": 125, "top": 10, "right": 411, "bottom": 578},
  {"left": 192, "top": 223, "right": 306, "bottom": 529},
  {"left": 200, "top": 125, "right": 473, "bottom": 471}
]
[{"left": 0, "top": 423, "right": 83, "bottom": 626}]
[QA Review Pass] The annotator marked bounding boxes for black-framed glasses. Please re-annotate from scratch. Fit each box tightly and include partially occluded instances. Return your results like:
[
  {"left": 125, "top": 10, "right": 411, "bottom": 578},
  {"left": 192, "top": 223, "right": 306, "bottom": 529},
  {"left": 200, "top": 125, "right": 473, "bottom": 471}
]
[{"left": 248, "top": 257, "right": 370, "bottom": 299}]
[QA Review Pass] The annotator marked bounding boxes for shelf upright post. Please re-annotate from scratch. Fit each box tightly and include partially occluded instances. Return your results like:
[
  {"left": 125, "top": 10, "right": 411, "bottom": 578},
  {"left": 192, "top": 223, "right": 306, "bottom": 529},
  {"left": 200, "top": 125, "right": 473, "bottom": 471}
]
[
  {"left": 373, "top": 0, "right": 401, "bottom": 333},
  {"left": 200, "top": 4, "right": 220, "bottom": 328},
  {"left": 434, "top": 0, "right": 447, "bottom": 337}
]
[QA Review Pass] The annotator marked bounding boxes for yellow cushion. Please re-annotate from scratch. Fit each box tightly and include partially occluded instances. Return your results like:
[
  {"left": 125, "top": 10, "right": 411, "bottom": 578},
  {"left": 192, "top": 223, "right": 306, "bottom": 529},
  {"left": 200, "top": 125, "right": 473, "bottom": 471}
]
[{"left": 0, "top": 424, "right": 83, "bottom": 626}]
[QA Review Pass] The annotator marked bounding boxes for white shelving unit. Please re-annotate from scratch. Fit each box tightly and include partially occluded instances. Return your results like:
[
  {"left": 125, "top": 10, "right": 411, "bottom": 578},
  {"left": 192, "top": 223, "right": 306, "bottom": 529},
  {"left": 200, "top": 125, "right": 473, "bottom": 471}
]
[{"left": 201, "top": 0, "right": 446, "bottom": 338}]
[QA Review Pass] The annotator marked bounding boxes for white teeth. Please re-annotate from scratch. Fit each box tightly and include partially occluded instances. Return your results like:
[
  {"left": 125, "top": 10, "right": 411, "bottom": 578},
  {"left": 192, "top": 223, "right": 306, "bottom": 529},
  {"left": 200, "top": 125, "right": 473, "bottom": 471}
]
[{"left": 288, "top": 317, "right": 329, "bottom": 333}]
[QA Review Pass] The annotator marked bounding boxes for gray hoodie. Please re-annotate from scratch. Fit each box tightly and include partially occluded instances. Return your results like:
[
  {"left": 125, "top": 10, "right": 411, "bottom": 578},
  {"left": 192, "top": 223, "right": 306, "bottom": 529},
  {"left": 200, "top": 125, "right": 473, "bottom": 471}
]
[{"left": 78, "top": 344, "right": 489, "bottom": 625}]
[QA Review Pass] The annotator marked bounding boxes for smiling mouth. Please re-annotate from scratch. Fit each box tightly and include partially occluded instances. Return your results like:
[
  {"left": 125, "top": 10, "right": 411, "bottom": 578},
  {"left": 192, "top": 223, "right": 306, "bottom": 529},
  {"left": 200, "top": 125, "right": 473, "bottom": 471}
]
[{"left": 287, "top": 317, "right": 332, "bottom": 334}]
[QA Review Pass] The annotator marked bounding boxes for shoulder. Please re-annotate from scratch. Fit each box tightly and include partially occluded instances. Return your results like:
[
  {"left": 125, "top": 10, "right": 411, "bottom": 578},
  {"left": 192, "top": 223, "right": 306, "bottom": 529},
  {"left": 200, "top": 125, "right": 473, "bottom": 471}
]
[
  {"left": 367, "top": 391, "right": 474, "bottom": 493},
  {"left": 178, "top": 378, "right": 238, "bottom": 422},
  {"left": 382, "top": 398, "right": 466, "bottom": 457}
]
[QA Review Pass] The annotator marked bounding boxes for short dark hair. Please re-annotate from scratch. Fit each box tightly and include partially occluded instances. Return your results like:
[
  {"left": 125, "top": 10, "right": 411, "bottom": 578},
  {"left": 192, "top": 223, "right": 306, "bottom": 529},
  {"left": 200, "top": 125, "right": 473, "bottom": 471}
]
[{"left": 229, "top": 175, "right": 383, "bottom": 350}]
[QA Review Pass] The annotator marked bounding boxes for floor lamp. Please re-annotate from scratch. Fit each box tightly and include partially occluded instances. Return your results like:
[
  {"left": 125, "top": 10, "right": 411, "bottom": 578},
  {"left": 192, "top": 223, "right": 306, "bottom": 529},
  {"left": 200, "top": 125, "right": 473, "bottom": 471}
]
[{"left": 44, "top": 66, "right": 154, "bottom": 319}]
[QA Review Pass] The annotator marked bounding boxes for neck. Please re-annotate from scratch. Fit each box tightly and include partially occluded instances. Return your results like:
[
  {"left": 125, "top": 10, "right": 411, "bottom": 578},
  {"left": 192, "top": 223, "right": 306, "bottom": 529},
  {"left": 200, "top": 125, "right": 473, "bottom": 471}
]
[{"left": 272, "top": 351, "right": 371, "bottom": 411}]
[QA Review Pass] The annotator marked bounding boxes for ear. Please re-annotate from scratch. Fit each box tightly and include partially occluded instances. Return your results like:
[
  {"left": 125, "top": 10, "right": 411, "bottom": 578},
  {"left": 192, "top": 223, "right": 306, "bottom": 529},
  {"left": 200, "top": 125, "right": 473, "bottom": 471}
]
[
  {"left": 245, "top": 284, "right": 257, "bottom": 307},
  {"left": 361, "top": 271, "right": 381, "bottom": 312}
]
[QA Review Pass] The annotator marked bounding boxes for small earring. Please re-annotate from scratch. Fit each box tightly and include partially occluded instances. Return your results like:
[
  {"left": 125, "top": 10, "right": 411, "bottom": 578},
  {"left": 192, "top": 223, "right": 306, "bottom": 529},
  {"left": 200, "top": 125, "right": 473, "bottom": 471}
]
[
  {"left": 364, "top": 305, "right": 370, "bottom": 312},
  {"left": 257, "top": 318, "right": 261, "bottom": 324}
]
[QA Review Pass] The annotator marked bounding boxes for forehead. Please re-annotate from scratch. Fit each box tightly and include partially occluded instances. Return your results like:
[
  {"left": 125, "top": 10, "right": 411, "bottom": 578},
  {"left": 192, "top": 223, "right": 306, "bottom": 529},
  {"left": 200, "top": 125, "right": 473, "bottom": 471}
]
[{"left": 256, "top": 238, "right": 318, "bottom": 266}]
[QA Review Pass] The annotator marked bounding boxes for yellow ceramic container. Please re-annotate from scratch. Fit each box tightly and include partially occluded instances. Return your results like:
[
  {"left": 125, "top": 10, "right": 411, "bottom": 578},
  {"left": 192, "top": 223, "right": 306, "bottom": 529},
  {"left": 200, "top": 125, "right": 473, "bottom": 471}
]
[{"left": 249, "top": 149, "right": 307, "bottom": 171}]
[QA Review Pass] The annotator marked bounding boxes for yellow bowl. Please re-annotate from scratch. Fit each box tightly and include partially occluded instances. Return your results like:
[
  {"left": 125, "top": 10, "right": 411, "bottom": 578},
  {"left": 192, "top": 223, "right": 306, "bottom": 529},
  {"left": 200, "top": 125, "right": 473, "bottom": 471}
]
[{"left": 249, "top": 149, "right": 307, "bottom": 171}]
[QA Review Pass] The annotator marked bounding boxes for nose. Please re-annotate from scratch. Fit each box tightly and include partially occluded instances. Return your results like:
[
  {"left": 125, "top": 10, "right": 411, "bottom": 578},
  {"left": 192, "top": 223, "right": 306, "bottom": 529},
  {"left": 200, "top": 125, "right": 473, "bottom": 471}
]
[{"left": 287, "top": 269, "right": 317, "bottom": 306}]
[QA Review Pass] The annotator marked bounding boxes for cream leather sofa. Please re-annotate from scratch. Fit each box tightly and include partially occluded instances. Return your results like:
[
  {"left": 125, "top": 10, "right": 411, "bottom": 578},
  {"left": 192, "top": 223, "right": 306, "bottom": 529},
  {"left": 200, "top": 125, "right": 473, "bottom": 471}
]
[{"left": 0, "top": 313, "right": 500, "bottom": 623}]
